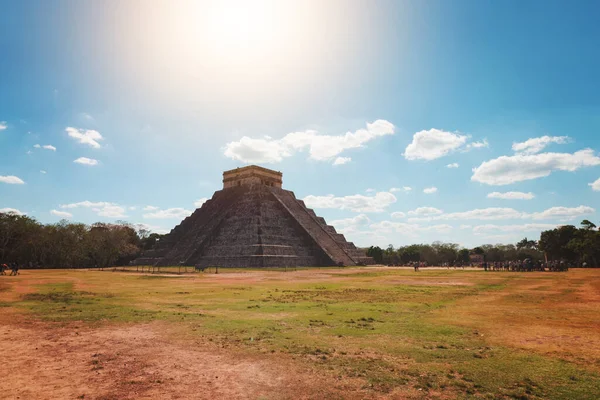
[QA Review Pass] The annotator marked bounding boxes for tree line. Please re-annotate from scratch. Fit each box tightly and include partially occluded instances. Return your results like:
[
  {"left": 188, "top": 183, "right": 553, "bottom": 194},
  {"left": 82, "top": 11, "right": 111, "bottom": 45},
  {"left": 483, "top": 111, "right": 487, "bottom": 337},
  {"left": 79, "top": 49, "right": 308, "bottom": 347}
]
[
  {"left": 1, "top": 211, "right": 599, "bottom": 268},
  {"left": 0, "top": 212, "right": 163, "bottom": 269},
  {"left": 366, "top": 220, "right": 600, "bottom": 268}
]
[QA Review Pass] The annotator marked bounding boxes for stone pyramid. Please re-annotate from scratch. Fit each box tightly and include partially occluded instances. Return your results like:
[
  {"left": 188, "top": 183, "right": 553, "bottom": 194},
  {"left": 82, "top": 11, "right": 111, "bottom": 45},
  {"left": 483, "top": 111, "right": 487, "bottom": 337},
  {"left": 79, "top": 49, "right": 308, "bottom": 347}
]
[{"left": 134, "top": 165, "right": 373, "bottom": 268}]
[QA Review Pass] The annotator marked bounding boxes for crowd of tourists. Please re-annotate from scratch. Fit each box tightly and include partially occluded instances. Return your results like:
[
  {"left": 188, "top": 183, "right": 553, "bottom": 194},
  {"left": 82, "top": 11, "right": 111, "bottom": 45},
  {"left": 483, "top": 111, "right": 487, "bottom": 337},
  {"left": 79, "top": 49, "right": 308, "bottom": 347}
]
[
  {"left": 0, "top": 262, "right": 20, "bottom": 276},
  {"left": 392, "top": 259, "right": 570, "bottom": 272},
  {"left": 479, "top": 259, "right": 569, "bottom": 272}
]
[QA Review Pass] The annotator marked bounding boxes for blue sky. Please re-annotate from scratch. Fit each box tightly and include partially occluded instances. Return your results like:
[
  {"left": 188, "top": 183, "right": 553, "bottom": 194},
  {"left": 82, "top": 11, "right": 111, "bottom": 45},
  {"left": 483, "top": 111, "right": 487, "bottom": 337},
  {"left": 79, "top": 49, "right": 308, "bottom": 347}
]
[{"left": 1, "top": 0, "right": 599, "bottom": 248}]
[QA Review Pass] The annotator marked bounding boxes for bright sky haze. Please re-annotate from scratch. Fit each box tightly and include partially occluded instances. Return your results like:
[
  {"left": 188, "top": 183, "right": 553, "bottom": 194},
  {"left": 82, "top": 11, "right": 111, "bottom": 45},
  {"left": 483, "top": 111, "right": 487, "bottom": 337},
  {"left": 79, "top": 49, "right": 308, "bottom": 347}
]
[{"left": 1, "top": 0, "right": 600, "bottom": 247}]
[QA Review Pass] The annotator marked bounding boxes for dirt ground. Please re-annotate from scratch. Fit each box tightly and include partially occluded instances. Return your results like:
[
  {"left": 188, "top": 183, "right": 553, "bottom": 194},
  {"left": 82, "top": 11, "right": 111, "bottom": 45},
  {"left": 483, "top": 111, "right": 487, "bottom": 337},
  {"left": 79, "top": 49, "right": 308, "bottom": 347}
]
[
  {"left": 0, "top": 312, "right": 380, "bottom": 400},
  {"left": 0, "top": 268, "right": 435, "bottom": 400},
  {"left": 1, "top": 267, "right": 599, "bottom": 399}
]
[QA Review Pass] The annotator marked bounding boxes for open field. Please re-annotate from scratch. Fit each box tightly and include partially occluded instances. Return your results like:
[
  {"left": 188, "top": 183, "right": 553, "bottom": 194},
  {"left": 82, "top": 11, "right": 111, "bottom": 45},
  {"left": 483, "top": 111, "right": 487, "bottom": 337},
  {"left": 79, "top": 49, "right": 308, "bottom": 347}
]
[{"left": 1, "top": 267, "right": 600, "bottom": 400}]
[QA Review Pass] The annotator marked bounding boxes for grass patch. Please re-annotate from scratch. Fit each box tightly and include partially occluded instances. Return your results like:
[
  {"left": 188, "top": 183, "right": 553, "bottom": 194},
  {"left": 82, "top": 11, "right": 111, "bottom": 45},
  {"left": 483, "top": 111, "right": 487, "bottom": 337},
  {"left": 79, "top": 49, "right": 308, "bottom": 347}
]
[{"left": 7, "top": 268, "right": 600, "bottom": 398}]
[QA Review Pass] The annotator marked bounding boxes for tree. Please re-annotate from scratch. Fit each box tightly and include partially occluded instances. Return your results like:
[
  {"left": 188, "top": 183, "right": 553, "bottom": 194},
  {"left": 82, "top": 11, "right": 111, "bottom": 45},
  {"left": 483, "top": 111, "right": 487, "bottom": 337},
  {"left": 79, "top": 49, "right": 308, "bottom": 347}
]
[
  {"left": 366, "top": 246, "right": 384, "bottom": 264},
  {"left": 432, "top": 242, "right": 459, "bottom": 264},
  {"left": 0, "top": 212, "right": 150, "bottom": 269},
  {"left": 398, "top": 245, "right": 420, "bottom": 264},
  {"left": 43, "top": 221, "right": 88, "bottom": 268},
  {"left": 86, "top": 223, "right": 140, "bottom": 269},
  {"left": 141, "top": 233, "right": 163, "bottom": 250},
  {"left": 581, "top": 219, "right": 597, "bottom": 230},
  {"left": 382, "top": 244, "right": 399, "bottom": 264},
  {"left": 472, "top": 247, "right": 485, "bottom": 255},
  {"left": 539, "top": 225, "right": 578, "bottom": 262},
  {"left": 0, "top": 212, "right": 42, "bottom": 263},
  {"left": 457, "top": 249, "right": 470, "bottom": 264},
  {"left": 516, "top": 238, "right": 537, "bottom": 250}
]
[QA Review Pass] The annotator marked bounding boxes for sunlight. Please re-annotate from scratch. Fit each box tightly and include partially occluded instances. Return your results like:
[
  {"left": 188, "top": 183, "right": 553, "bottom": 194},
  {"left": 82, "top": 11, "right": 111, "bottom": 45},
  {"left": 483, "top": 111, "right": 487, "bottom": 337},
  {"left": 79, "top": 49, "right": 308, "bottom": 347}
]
[
  {"left": 116, "top": 0, "right": 356, "bottom": 113},
  {"left": 203, "top": 0, "right": 278, "bottom": 59},
  {"left": 177, "top": 0, "right": 293, "bottom": 66}
]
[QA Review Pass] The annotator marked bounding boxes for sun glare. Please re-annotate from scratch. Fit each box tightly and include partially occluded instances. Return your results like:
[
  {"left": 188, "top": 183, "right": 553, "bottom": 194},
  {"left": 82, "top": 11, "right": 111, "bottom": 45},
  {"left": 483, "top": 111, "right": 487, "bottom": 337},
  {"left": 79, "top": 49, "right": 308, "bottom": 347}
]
[
  {"left": 204, "top": 1, "right": 276, "bottom": 57},
  {"left": 119, "top": 0, "right": 349, "bottom": 110},
  {"left": 175, "top": 0, "right": 291, "bottom": 66}
]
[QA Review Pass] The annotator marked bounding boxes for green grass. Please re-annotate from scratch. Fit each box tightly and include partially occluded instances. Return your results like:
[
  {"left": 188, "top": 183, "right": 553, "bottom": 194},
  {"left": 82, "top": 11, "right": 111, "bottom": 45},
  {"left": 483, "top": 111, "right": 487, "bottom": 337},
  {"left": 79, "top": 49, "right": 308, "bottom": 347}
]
[{"left": 4, "top": 268, "right": 600, "bottom": 399}]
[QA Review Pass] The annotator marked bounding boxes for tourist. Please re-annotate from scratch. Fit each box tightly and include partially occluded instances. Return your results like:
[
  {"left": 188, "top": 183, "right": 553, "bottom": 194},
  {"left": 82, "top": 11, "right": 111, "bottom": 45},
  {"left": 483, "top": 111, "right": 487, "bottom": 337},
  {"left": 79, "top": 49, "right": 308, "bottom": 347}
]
[{"left": 10, "top": 262, "right": 19, "bottom": 276}]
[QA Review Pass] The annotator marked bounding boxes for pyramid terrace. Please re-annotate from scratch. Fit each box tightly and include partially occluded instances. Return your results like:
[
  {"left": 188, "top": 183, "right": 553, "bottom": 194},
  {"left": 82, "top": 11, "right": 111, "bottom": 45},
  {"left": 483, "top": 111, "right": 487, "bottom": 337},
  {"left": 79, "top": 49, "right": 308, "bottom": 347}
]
[{"left": 134, "top": 166, "right": 372, "bottom": 268}]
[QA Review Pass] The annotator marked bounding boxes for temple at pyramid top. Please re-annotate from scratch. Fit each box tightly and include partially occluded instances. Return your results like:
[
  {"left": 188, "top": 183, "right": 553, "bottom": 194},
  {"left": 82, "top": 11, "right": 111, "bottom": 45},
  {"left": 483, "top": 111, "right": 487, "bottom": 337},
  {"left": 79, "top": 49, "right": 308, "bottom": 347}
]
[
  {"left": 133, "top": 166, "right": 373, "bottom": 268},
  {"left": 223, "top": 165, "right": 282, "bottom": 189}
]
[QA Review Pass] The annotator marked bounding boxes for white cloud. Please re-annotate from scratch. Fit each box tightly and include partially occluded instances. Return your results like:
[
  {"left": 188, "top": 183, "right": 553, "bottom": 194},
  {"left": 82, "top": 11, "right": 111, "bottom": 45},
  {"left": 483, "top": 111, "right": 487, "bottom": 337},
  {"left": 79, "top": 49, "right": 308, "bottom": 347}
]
[
  {"left": 409, "top": 207, "right": 524, "bottom": 222},
  {"left": 512, "top": 136, "right": 570, "bottom": 155},
  {"left": 223, "top": 120, "right": 395, "bottom": 164},
  {"left": 194, "top": 198, "right": 208, "bottom": 208},
  {"left": 143, "top": 207, "right": 193, "bottom": 219},
  {"left": 73, "top": 157, "right": 99, "bottom": 166},
  {"left": 529, "top": 205, "right": 594, "bottom": 221},
  {"left": 40, "top": 170, "right": 47, "bottom": 174},
  {"left": 459, "top": 225, "right": 472, "bottom": 229},
  {"left": 465, "top": 139, "right": 489, "bottom": 150},
  {"left": 389, "top": 186, "right": 412, "bottom": 193},
  {"left": 589, "top": 178, "right": 600, "bottom": 192},
  {"left": 0, "top": 175, "right": 25, "bottom": 184},
  {"left": 0, "top": 122, "right": 7, "bottom": 131},
  {"left": 487, "top": 191, "right": 535, "bottom": 200},
  {"left": 406, "top": 205, "right": 594, "bottom": 223},
  {"left": 50, "top": 209, "right": 73, "bottom": 218},
  {"left": 333, "top": 156, "right": 351, "bottom": 166},
  {"left": 80, "top": 112, "right": 95, "bottom": 121},
  {"left": 0, "top": 208, "right": 24, "bottom": 215},
  {"left": 303, "top": 191, "right": 397, "bottom": 213},
  {"left": 35, "top": 144, "right": 56, "bottom": 151},
  {"left": 330, "top": 214, "right": 371, "bottom": 234},
  {"left": 471, "top": 149, "right": 600, "bottom": 185},
  {"left": 472, "top": 223, "right": 559, "bottom": 235},
  {"left": 427, "top": 224, "right": 454, "bottom": 234},
  {"left": 423, "top": 187, "right": 438, "bottom": 194},
  {"left": 391, "top": 212, "right": 406, "bottom": 219},
  {"left": 404, "top": 129, "right": 467, "bottom": 161},
  {"left": 365, "top": 188, "right": 376, "bottom": 193},
  {"left": 66, "top": 127, "right": 104, "bottom": 148},
  {"left": 408, "top": 207, "right": 443, "bottom": 217},
  {"left": 129, "top": 206, "right": 137, "bottom": 210},
  {"left": 143, "top": 205, "right": 160, "bottom": 211},
  {"left": 60, "top": 201, "right": 127, "bottom": 218},
  {"left": 446, "top": 163, "right": 459, "bottom": 168},
  {"left": 332, "top": 214, "right": 371, "bottom": 227},
  {"left": 369, "top": 221, "right": 453, "bottom": 236},
  {"left": 404, "top": 130, "right": 487, "bottom": 161},
  {"left": 132, "top": 223, "right": 169, "bottom": 235}
]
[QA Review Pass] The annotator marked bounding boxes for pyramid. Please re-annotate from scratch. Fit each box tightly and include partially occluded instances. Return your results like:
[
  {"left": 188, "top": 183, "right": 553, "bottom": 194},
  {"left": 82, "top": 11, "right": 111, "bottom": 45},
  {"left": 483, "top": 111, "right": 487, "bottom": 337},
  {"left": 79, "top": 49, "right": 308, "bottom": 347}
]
[{"left": 134, "top": 165, "right": 373, "bottom": 268}]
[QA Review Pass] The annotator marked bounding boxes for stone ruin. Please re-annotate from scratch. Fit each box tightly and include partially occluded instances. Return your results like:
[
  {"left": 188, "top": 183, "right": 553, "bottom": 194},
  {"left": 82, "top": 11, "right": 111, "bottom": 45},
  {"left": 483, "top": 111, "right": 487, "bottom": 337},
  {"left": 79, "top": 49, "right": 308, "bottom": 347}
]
[{"left": 133, "top": 165, "right": 373, "bottom": 268}]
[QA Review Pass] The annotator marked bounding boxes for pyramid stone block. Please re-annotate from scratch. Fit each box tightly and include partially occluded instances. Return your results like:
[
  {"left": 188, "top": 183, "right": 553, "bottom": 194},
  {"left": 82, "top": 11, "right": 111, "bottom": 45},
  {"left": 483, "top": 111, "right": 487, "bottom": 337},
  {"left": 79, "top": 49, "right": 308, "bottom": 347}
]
[{"left": 133, "top": 166, "right": 373, "bottom": 267}]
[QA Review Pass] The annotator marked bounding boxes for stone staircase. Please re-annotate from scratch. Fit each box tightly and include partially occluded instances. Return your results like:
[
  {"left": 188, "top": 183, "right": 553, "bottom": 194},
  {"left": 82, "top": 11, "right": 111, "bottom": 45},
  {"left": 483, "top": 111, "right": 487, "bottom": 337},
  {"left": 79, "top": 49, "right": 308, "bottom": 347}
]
[
  {"left": 189, "top": 186, "right": 331, "bottom": 268},
  {"left": 133, "top": 183, "right": 373, "bottom": 268},
  {"left": 269, "top": 188, "right": 358, "bottom": 266},
  {"left": 154, "top": 187, "right": 243, "bottom": 266}
]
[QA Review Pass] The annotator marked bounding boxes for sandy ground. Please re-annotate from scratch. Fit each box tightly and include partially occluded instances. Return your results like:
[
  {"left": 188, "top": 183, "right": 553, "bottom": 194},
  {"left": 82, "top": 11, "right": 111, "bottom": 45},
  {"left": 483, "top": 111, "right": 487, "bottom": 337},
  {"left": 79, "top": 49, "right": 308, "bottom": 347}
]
[
  {"left": 0, "top": 267, "right": 465, "bottom": 400},
  {"left": 0, "top": 313, "right": 377, "bottom": 400},
  {"left": 2, "top": 267, "right": 599, "bottom": 399}
]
